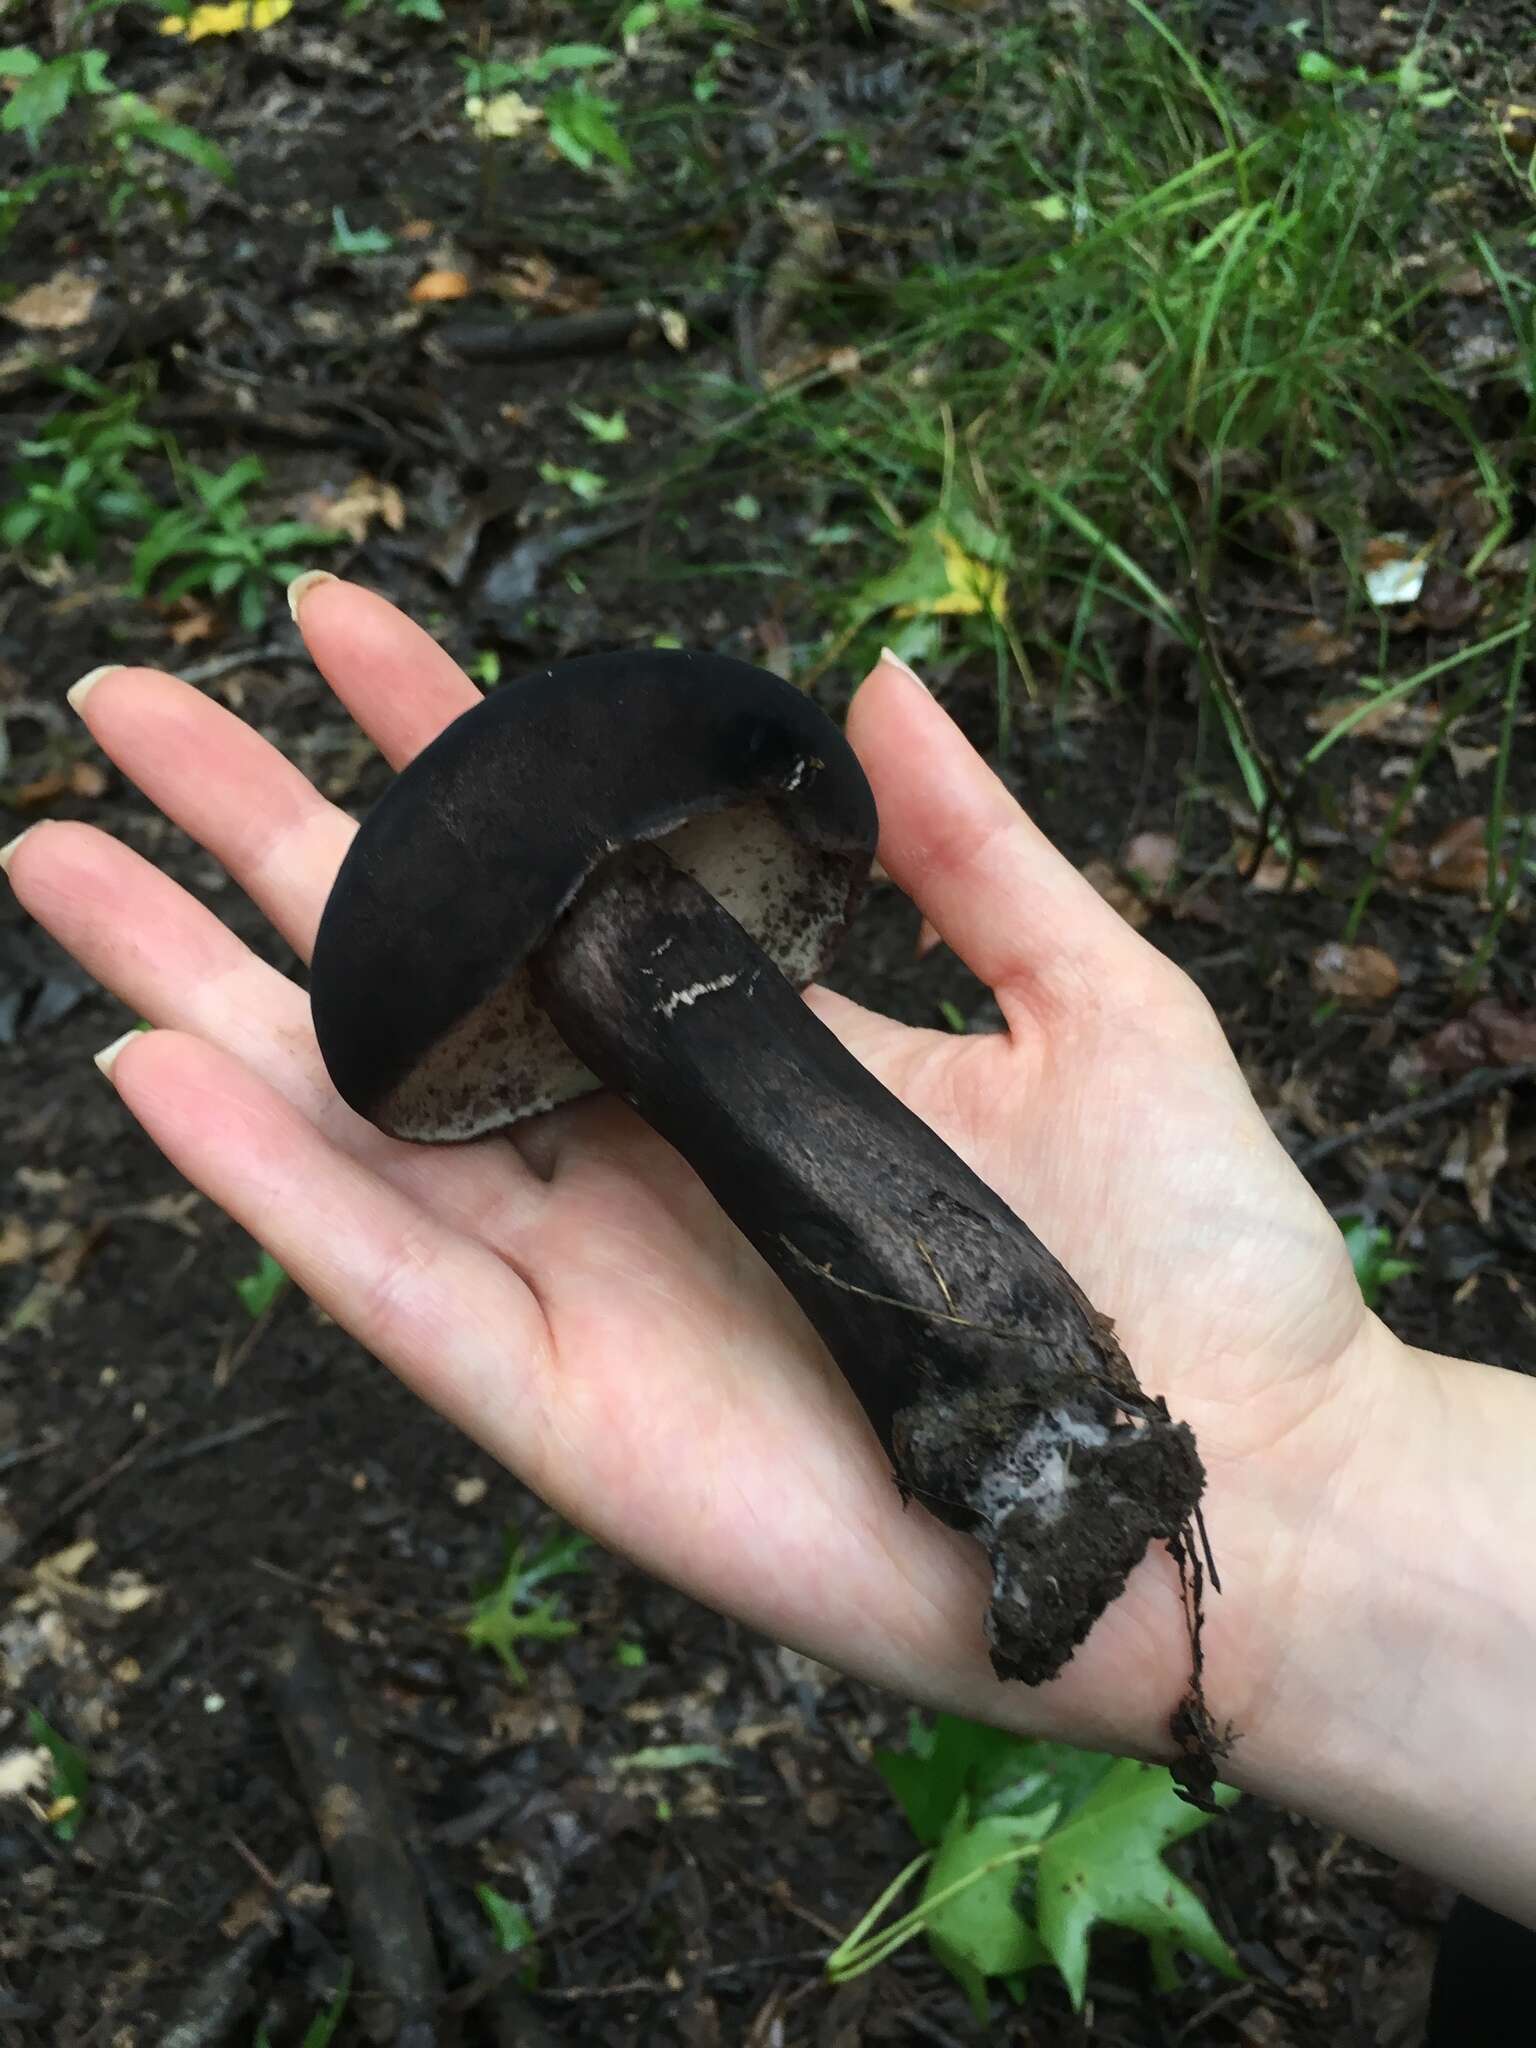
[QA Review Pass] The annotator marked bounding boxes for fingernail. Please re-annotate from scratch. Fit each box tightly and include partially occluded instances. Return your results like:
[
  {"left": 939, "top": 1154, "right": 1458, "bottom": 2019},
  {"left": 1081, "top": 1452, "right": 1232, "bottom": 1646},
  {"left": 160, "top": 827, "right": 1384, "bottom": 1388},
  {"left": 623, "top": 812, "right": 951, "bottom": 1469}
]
[
  {"left": 67, "top": 665, "right": 122, "bottom": 713},
  {"left": 0, "top": 825, "right": 37, "bottom": 876},
  {"left": 287, "top": 569, "right": 338, "bottom": 624},
  {"left": 93, "top": 1027, "right": 144, "bottom": 1080},
  {"left": 879, "top": 646, "right": 930, "bottom": 692}
]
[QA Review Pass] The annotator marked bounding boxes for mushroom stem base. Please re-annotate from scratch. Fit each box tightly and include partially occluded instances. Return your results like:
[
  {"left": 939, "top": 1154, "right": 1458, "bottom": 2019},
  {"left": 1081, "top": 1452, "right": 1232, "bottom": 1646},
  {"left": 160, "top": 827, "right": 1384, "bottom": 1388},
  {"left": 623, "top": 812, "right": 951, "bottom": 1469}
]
[{"left": 532, "top": 844, "right": 1221, "bottom": 1795}]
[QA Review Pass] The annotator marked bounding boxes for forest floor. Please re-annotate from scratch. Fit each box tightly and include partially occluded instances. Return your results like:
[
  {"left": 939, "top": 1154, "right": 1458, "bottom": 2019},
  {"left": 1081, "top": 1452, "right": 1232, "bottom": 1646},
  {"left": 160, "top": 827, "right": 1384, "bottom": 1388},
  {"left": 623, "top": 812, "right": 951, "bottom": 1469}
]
[{"left": 1, "top": 2, "right": 1534, "bottom": 2043}]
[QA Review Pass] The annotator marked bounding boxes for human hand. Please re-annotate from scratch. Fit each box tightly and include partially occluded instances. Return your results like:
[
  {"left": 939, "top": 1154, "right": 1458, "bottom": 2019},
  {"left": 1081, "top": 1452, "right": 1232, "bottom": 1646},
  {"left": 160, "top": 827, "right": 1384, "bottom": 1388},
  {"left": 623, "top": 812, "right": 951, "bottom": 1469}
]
[{"left": 1, "top": 582, "right": 1398, "bottom": 1774}]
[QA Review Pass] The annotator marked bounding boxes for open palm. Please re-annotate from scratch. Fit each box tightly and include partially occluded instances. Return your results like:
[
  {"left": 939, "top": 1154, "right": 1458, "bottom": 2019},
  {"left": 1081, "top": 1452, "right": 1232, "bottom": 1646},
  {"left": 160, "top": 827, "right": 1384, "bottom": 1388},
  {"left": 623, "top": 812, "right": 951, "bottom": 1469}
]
[{"left": 7, "top": 583, "right": 1395, "bottom": 1768}]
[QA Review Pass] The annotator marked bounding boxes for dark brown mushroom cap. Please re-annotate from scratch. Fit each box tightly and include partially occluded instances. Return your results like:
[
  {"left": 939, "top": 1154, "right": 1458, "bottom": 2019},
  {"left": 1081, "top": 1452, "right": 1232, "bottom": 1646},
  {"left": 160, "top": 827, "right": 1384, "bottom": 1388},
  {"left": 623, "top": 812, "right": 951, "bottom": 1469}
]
[{"left": 310, "top": 649, "right": 879, "bottom": 1142}]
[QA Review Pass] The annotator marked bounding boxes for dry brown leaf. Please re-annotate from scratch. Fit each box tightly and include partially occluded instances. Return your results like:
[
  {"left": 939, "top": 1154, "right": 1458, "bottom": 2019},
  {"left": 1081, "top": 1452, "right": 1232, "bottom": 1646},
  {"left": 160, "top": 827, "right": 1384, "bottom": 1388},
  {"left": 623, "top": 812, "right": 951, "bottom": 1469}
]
[
  {"left": 1417, "top": 1000, "right": 1536, "bottom": 1076},
  {"left": 490, "top": 255, "right": 601, "bottom": 313},
  {"left": 1121, "top": 830, "right": 1178, "bottom": 895},
  {"left": 167, "top": 599, "right": 221, "bottom": 646},
  {"left": 409, "top": 268, "right": 472, "bottom": 304},
  {"left": 1448, "top": 741, "right": 1498, "bottom": 780},
  {"left": 1309, "top": 941, "right": 1401, "bottom": 1003},
  {"left": 1500, "top": 103, "right": 1536, "bottom": 156},
  {"left": 1080, "top": 857, "right": 1150, "bottom": 929},
  {"left": 1437, "top": 264, "right": 1491, "bottom": 299},
  {"left": 307, "top": 474, "right": 406, "bottom": 544},
  {"left": 1269, "top": 619, "right": 1356, "bottom": 671},
  {"left": 12, "top": 761, "right": 108, "bottom": 809},
  {"left": 1425, "top": 815, "right": 1489, "bottom": 894},
  {"left": 1307, "top": 695, "right": 1441, "bottom": 744},
  {"left": 399, "top": 218, "right": 435, "bottom": 242},
  {"left": 6, "top": 271, "right": 99, "bottom": 331},
  {"left": 1413, "top": 565, "right": 1481, "bottom": 634},
  {"left": 1441, "top": 1094, "right": 1511, "bottom": 1225},
  {"left": 1235, "top": 841, "right": 1317, "bottom": 892},
  {"left": 657, "top": 306, "right": 689, "bottom": 352}
]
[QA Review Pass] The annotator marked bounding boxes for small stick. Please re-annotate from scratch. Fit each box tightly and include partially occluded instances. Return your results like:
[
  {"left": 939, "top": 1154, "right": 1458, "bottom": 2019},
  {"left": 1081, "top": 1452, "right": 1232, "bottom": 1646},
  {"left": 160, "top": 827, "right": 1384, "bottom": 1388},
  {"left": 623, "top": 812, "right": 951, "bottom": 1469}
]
[
  {"left": 136, "top": 1410, "right": 295, "bottom": 1474},
  {"left": 154, "top": 1847, "right": 317, "bottom": 2048},
  {"left": 265, "top": 1615, "right": 443, "bottom": 2048},
  {"left": 22, "top": 1423, "right": 171, "bottom": 1555},
  {"left": 1297, "top": 1063, "right": 1536, "bottom": 1171}
]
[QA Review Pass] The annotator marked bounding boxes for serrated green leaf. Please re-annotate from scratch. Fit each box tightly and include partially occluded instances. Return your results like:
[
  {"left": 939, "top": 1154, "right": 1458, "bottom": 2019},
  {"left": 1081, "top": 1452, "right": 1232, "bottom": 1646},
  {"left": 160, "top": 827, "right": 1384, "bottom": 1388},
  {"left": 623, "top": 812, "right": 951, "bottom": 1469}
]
[
  {"left": 464, "top": 1525, "right": 591, "bottom": 1682},
  {"left": 1034, "top": 1759, "right": 1242, "bottom": 2010}
]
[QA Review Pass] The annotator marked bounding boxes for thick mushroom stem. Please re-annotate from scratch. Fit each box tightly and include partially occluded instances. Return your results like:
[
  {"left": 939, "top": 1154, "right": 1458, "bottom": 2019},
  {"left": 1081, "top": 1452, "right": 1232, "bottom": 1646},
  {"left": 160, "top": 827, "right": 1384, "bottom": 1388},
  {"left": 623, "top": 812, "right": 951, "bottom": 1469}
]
[{"left": 531, "top": 841, "right": 1205, "bottom": 1688}]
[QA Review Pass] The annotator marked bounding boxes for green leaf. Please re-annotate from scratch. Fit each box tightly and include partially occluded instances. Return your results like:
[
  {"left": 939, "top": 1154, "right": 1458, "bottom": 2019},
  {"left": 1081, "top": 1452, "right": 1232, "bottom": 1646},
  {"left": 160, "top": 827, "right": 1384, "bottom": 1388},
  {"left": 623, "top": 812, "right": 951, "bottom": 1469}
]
[
  {"left": 1338, "top": 1214, "right": 1418, "bottom": 1308},
  {"left": 875, "top": 1714, "right": 1024, "bottom": 1847},
  {"left": 1296, "top": 49, "right": 1367, "bottom": 86},
  {"left": 522, "top": 42, "right": 615, "bottom": 80},
  {"left": 1034, "top": 1759, "right": 1242, "bottom": 2010},
  {"left": 546, "top": 86, "right": 632, "bottom": 173},
  {"left": 538, "top": 460, "right": 607, "bottom": 503},
  {"left": 569, "top": 403, "right": 629, "bottom": 443},
  {"left": 234, "top": 1248, "right": 289, "bottom": 1318},
  {"left": 2, "top": 61, "right": 77, "bottom": 149},
  {"left": 0, "top": 48, "right": 43, "bottom": 77},
  {"left": 27, "top": 1708, "right": 89, "bottom": 1840},
  {"left": 298, "top": 1964, "right": 352, "bottom": 2048},
  {"left": 144, "top": 120, "right": 234, "bottom": 181},
  {"left": 331, "top": 206, "right": 394, "bottom": 256},
  {"left": 613, "top": 1743, "right": 733, "bottom": 1771},
  {"left": 922, "top": 1800, "right": 1056, "bottom": 1985},
  {"left": 614, "top": 1640, "right": 647, "bottom": 1668},
  {"left": 464, "top": 1525, "right": 591, "bottom": 1683},
  {"left": 476, "top": 1884, "right": 535, "bottom": 1952}
]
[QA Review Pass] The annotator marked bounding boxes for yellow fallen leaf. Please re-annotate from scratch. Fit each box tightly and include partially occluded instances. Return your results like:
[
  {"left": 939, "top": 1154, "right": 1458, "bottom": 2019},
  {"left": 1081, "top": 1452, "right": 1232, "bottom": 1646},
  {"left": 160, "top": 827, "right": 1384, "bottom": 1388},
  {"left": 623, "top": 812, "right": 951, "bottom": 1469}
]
[
  {"left": 159, "top": 0, "right": 294, "bottom": 41},
  {"left": 904, "top": 526, "right": 1009, "bottom": 620}
]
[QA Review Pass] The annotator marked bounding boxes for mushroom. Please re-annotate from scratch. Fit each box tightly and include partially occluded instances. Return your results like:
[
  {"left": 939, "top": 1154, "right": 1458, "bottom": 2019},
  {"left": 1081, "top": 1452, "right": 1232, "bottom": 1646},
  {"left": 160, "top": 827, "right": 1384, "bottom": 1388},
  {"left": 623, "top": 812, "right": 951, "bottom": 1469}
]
[{"left": 311, "top": 650, "right": 1216, "bottom": 1770}]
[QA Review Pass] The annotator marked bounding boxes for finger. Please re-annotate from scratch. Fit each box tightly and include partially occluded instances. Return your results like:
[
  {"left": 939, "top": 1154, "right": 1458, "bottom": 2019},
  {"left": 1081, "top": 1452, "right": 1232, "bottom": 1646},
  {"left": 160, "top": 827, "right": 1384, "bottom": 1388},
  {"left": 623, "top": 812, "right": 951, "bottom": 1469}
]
[
  {"left": 100, "top": 1028, "right": 557, "bottom": 1474},
  {"left": 844, "top": 653, "right": 1157, "bottom": 1029},
  {"left": 69, "top": 665, "right": 359, "bottom": 962},
  {"left": 293, "top": 577, "right": 481, "bottom": 766},
  {"left": 7, "top": 821, "right": 549, "bottom": 1249}
]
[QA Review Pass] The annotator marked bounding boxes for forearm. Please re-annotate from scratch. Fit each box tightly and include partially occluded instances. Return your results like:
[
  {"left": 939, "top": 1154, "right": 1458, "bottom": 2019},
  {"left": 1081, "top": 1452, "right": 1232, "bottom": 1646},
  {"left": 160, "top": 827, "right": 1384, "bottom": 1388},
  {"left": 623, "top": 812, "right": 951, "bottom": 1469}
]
[{"left": 1232, "top": 1321, "right": 1536, "bottom": 1924}]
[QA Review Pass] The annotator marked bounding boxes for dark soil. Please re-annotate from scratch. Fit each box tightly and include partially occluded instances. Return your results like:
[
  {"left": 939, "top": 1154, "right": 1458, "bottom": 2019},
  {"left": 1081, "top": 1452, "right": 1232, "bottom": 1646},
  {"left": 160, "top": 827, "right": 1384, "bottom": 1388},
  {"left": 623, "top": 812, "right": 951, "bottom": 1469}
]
[{"left": 2, "top": 4, "right": 1533, "bottom": 2044}]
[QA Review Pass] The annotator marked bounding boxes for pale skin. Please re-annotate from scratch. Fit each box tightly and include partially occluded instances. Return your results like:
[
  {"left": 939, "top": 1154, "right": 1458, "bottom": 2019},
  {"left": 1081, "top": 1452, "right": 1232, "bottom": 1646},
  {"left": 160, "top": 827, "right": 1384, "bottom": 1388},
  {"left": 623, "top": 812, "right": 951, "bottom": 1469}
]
[{"left": 4, "top": 579, "right": 1533, "bottom": 1926}]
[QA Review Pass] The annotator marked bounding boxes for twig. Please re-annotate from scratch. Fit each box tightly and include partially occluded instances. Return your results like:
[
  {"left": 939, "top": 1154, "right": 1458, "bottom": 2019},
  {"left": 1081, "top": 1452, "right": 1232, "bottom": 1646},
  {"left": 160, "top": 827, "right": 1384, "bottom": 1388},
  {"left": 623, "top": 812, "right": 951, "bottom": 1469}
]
[
  {"left": 1297, "top": 1063, "right": 1536, "bottom": 1171},
  {"left": 137, "top": 1410, "right": 295, "bottom": 1475},
  {"left": 266, "top": 1616, "right": 443, "bottom": 2047},
  {"left": 428, "top": 292, "right": 733, "bottom": 365},
  {"left": 252, "top": 1557, "right": 442, "bottom": 1627},
  {"left": 0, "top": 1433, "right": 61, "bottom": 1477},
  {"left": 154, "top": 1847, "right": 318, "bottom": 2048},
  {"left": 212, "top": 1287, "right": 286, "bottom": 1387},
  {"left": 23, "top": 1423, "right": 172, "bottom": 1554}
]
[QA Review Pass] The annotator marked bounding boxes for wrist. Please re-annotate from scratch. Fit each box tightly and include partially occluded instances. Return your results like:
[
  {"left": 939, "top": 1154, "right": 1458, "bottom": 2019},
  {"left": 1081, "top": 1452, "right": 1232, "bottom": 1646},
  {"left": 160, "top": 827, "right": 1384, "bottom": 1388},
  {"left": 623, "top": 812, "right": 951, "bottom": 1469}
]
[{"left": 1227, "top": 1316, "right": 1536, "bottom": 1922}]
